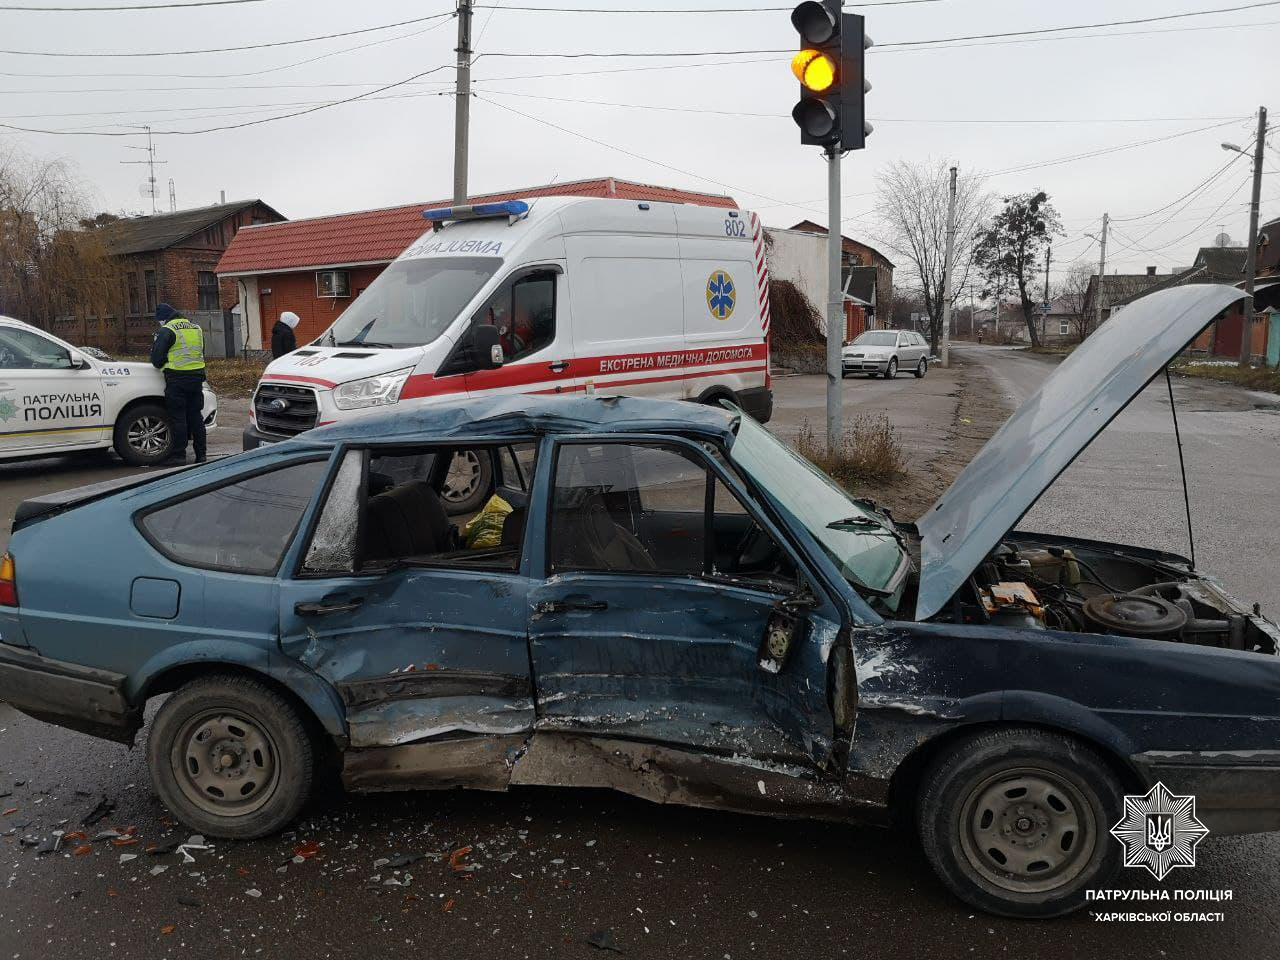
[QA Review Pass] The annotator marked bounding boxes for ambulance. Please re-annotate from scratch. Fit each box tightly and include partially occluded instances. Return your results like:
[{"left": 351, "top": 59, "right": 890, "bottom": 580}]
[
  {"left": 243, "top": 196, "right": 774, "bottom": 507},
  {"left": 0, "top": 316, "right": 217, "bottom": 466}
]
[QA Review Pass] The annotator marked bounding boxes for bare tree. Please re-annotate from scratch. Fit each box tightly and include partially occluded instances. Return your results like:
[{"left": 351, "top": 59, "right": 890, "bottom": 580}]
[
  {"left": 974, "top": 191, "right": 1063, "bottom": 348},
  {"left": 875, "top": 159, "right": 992, "bottom": 353},
  {"left": 0, "top": 146, "right": 119, "bottom": 340},
  {"left": 1057, "top": 262, "right": 1094, "bottom": 343}
]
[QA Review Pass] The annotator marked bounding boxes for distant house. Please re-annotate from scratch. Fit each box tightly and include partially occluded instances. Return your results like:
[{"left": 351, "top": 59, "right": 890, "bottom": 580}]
[
  {"left": 67, "top": 200, "right": 284, "bottom": 352},
  {"left": 786, "top": 221, "right": 895, "bottom": 326},
  {"left": 1082, "top": 266, "right": 1167, "bottom": 324},
  {"left": 216, "top": 177, "right": 735, "bottom": 352},
  {"left": 1038, "top": 296, "right": 1084, "bottom": 343},
  {"left": 765, "top": 228, "right": 880, "bottom": 340}
]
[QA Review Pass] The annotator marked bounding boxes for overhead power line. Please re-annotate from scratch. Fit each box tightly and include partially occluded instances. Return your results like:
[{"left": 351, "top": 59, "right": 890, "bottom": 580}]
[
  {"left": 1112, "top": 154, "right": 1245, "bottom": 223},
  {"left": 0, "top": 0, "right": 263, "bottom": 7},
  {"left": 0, "top": 64, "right": 451, "bottom": 136},
  {"left": 0, "top": 10, "right": 453, "bottom": 57},
  {"left": 471, "top": 1, "right": 947, "bottom": 10},
  {"left": 988, "top": 120, "right": 1242, "bottom": 177}
]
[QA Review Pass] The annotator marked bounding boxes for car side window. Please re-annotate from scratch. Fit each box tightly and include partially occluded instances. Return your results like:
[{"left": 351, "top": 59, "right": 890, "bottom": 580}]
[
  {"left": 302, "top": 444, "right": 538, "bottom": 576},
  {"left": 548, "top": 441, "right": 796, "bottom": 589},
  {"left": 140, "top": 459, "right": 328, "bottom": 575},
  {"left": 0, "top": 327, "right": 73, "bottom": 370},
  {"left": 470, "top": 268, "right": 557, "bottom": 365}
]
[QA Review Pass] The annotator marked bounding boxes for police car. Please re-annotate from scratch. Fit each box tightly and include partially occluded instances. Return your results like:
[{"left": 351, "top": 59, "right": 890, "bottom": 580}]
[{"left": 0, "top": 316, "right": 217, "bottom": 466}]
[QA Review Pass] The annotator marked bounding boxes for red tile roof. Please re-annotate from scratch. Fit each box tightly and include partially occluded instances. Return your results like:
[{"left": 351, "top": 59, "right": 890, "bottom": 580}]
[{"left": 216, "top": 177, "right": 736, "bottom": 276}]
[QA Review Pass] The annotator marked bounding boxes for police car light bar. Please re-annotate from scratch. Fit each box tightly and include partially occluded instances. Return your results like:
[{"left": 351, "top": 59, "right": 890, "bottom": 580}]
[{"left": 421, "top": 200, "right": 530, "bottom": 230}]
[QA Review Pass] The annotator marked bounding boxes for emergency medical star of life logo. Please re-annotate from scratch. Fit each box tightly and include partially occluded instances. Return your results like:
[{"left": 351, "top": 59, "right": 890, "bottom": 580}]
[
  {"left": 0, "top": 394, "right": 16, "bottom": 423},
  {"left": 706, "top": 270, "right": 736, "bottom": 320},
  {"left": 1110, "top": 782, "right": 1210, "bottom": 881}
]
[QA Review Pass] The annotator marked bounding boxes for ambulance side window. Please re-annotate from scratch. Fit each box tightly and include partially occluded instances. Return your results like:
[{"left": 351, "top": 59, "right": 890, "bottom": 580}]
[{"left": 471, "top": 267, "right": 557, "bottom": 365}]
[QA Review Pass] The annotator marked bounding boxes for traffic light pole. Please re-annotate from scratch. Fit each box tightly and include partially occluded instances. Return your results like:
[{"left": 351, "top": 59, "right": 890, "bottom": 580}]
[
  {"left": 826, "top": 144, "right": 843, "bottom": 451},
  {"left": 452, "top": 0, "right": 474, "bottom": 205}
]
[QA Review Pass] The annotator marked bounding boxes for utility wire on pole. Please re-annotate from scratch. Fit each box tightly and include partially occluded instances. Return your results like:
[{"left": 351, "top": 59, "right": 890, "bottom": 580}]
[
  {"left": 940, "top": 163, "right": 957, "bottom": 366},
  {"left": 453, "top": 0, "right": 473, "bottom": 205},
  {"left": 120, "top": 124, "right": 165, "bottom": 213},
  {"left": 1240, "top": 104, "right": 1267, "bottom": 367},
  {"left": 1094, "top": 212, "right": 1109, "bottom": 333}
]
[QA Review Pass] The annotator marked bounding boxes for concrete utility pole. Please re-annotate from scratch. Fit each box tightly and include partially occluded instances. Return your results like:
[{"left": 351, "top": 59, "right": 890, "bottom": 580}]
[
  {"left": 1094, "top": 213, "right": 1109, "bottom": 334},
  {"left": 826, "top": 144, "right": 843, "bottom": 451},
  {"left": 1042, "top": 244, "right": 1052, "bottom": 342},
  {"left": 452, "top": 0, "right": 474, "bottom": 205},
  {"left": 940, "top": 164, "right": 957, "bottom": 367},
  {"left": 1240, "top": 105, "right": 1267, "bottom": 367}
]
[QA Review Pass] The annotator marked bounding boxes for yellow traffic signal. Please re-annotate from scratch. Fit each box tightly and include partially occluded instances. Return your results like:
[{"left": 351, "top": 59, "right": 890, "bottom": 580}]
[{"left": 791, "top": 49, "right": 836, "bottom": 93}]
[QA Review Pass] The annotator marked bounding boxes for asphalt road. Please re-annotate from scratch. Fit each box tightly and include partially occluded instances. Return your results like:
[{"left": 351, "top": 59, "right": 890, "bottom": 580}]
[{"left": 1, "top": 366, "right": 1277, "bottom": 958}]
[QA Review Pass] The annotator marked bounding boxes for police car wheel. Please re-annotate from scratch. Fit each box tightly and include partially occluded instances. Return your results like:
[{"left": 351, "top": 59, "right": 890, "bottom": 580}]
[
  {"left": 115, "top": 403, "right": 173, "bottom": 466},
  {"left": 441, "top": 449, "right": 494, "bottom": 516},
  {"left": 147, "top": 675, "right": 314, "bottom": 840},
  {"left": 916, "top": 727, "right": 1123, "bottom": 919}
]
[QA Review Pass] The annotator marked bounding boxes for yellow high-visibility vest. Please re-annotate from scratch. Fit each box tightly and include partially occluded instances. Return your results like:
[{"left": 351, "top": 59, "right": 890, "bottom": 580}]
[{"left": 162, "top": 317, "right": 205, "bottom": 372}]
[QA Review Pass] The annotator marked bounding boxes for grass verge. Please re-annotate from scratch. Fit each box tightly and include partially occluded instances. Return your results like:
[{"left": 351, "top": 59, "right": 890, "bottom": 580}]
[
  {"left": 795, "top": 414, "right": 906, "bottom": 488},
  {"left": 1172, "top": 360, "right": 1280, "bottom": 394}
]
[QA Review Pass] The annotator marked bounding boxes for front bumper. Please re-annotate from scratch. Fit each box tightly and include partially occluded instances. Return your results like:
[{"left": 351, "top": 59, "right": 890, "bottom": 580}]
[
  {"left": 242, "top": 423, "right": 288, "bottom": 451},
  {"left": 0, "top": 642, "right": 137, "bottom": 744},
  {"left": 1132, "top": 750, "right": 1280, "bottom": 835},
  {"left": 842, "top": 357, "right": 889, "bottom": 374}
]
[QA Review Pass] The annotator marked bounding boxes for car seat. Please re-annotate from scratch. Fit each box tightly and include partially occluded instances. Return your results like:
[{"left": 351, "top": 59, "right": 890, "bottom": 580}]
[{"left": 363, "top": 480, "right": 455, "bottom": 563}]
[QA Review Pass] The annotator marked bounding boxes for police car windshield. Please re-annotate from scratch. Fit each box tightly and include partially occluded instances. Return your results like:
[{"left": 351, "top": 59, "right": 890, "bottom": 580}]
[
  {"left": 728, "top": 414, "right": 908, "bottom": 609},
  {"left": 324, "top": 257, "right": 499, "bottom": 349}
]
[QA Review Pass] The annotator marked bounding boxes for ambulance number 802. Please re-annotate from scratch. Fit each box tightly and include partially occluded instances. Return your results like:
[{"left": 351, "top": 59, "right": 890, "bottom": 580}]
[{"left": 724, "top": 219, "right": 747, "bottom": 238}]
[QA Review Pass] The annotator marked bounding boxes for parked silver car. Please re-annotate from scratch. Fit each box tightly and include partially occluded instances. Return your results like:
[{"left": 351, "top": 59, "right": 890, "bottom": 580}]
[{"left": 841, "top": 330, "right": 930, "bottom": 379}]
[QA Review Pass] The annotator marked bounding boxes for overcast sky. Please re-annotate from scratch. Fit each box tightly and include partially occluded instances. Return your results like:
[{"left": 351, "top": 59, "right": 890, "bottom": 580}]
[{"left": 1, "top": 0, "right": 1276, "bottom": 286}]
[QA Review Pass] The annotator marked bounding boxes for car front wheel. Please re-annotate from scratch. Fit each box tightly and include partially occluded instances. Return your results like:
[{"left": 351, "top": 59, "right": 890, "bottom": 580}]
[
  {"left": 114, "top": 403, "right": 173, "bottom": 466},
  {"left": 916, "top": 728, "right": 1123, "bottom": 918},
  {"left": 147, "top": 675, "right": 314, "bottom": 839},
  {"left": 883, "top": 357, "right": 898, "bottom": 379}
]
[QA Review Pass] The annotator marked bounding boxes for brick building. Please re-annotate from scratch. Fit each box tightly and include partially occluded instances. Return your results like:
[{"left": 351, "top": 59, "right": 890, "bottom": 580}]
[
  {"left": 787, "top": 221, "right": 895, "bottom": 325},
  {"left": 59, "top": 200, "right": 285, "bottom": 352},
  {"left": 216, "top": 177, "right": 736, "bottom": 352}
]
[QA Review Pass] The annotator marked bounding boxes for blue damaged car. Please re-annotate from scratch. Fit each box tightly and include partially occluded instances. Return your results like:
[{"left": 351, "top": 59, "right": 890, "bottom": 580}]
[{"left": 0, "top": 284, "right": 1277, "bottom": 919}]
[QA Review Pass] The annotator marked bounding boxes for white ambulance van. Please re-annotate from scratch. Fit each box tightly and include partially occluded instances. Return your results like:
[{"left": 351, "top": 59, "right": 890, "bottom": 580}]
[{"left": 243, "top": 197, "right": 774, "bottom": 466}]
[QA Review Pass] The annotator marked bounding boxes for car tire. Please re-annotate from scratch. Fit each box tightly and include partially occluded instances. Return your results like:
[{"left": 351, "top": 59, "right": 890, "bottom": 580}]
[
  {"left": 114, "top": 403, "right": 174, "bottom": 466},
  {"left": 915, "top": 358, "right": 928, "bottom": 379},
  {"left": 441, "top": 449, "right": 495, "bottom": 516},
  {"left": 916, "top": 727, "right": 1124, "bottom": 919},
  {"left": 147, "top": 675, "right": 314, "bottom": 840},
  {"left": 883, "top": 357, "right": 898, "bottom": 380}
]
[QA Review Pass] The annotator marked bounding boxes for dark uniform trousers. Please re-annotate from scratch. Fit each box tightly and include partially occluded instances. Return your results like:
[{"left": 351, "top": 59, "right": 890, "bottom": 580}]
[{"left": 165, "top": 371, "right": 207, "bottom": 458}]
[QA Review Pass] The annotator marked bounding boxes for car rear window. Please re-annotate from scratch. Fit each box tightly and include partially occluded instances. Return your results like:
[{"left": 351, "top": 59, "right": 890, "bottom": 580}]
[{"left": 140, "top": 459, "right": 328, "bottom": 575}]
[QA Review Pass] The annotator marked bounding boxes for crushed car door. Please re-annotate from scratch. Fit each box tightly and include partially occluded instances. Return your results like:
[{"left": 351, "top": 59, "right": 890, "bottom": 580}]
[
  {"left": 528, "top": 437, "right": 838, "bottom": 768},
  {"left": 277, "top": 447, "right": 536, "bottom": 767}
]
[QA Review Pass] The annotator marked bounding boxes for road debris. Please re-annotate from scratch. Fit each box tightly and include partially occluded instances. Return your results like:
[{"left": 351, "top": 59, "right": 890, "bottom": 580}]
[
  {"left": 586, "top": 929, "right": 624, "bottom": 953},
  {"left": 81, "top": 796, "right": 116, "bottom": 827}
]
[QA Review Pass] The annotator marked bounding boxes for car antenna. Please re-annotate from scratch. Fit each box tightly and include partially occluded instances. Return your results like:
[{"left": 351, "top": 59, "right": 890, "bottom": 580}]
[
  {"left": 1164, "top": 366, "right": 1196, "bottom": 570},
  {"left": 526, "top": 173, "right": 559, "bottom": 218}
]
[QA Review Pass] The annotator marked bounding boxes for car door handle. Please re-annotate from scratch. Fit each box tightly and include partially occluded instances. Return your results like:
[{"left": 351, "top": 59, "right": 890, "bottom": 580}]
[
  {"left": 295, "top": 596, "right": 365, "bottom": 617},
  {"left": 535, "top": 599, "right": 608, "bottom": 615},
  {"left": 547, "top": 361, "right": 570, "bottom": 374}
]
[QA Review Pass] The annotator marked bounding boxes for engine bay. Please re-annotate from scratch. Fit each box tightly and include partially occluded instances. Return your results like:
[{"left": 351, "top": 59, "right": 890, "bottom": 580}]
[{"left": 959, "top": 537, "right": 1278, "bottom": 654}]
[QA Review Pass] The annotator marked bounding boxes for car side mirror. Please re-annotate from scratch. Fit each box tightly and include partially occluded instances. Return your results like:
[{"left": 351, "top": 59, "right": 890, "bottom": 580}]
[
  {"left": 472, "top": 324, "right": 504, "bottom": 371},
  {"left": 69, "top": 352, "right": 91, "bottom": 370},
  {"left": 757, "top": 585, "right": 817, "bottom": 673}
]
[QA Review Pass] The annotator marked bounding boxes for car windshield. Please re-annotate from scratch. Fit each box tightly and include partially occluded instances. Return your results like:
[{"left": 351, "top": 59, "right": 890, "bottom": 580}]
[
  {"left": 727, "top": 414, "right": 908, "bottom": 607},
  {"left": 851, "top": 332, "right": 899, "bottom": 347},
  {"left": 322, "top": 257, "right": 499, "bottom": 349}
]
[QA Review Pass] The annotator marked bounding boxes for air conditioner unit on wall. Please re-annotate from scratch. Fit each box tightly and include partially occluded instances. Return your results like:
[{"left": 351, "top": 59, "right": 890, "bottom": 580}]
[{"left": 316, "top": 270, "right": 351, "bottom": 298}]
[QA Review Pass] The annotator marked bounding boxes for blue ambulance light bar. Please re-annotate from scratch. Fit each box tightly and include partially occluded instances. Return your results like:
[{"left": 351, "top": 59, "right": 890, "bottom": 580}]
[{"left": 421, "top": 200, "right": 530, "bottom": 230}]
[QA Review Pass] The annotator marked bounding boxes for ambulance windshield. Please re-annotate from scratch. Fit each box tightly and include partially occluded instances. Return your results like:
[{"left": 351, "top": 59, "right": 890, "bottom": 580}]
[{"left": 323, "top": 257, "right": 499, "bottom": 349}]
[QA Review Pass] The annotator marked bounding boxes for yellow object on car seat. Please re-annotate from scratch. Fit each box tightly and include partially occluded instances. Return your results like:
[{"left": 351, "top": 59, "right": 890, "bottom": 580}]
[{"left": 464, "top": 494, "right": 514, "bottom": 549}]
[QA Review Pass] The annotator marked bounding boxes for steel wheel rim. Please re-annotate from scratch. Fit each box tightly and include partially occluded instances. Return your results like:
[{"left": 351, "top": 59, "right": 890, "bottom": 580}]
[
  {"left": 918, "top": 359, "right": 927, "bottom": 375},
  {"left": 170, "top": 709, "right": 280, "bottom": 817},
  {"left": 128, "top": 415, "right": 171, "bottom": 455},
  {"left": 888, "top": 359, "right": 897, "bottom": 377},
  {"left": 443, "top": 451, "right": 482, "bottom": 503},
  {"left": 957, "top": 765, "right": 1096, "bottom": 894}
]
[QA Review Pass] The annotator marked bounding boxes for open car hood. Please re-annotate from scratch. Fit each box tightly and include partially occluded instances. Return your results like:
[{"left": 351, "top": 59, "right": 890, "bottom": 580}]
[{"left": 914, "top": 283, "right": 1249, "bottom": 621}]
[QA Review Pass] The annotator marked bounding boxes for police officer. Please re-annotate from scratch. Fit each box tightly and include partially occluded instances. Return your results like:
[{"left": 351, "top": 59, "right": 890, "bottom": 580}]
[{"left": 150, "top": 303, "right": 207, "bottom": 465}]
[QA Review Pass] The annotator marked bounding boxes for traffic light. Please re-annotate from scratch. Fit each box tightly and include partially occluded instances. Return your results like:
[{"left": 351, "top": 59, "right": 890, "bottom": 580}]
[{"left": 790, "top": 1, "right": 873, "bottom": 150}]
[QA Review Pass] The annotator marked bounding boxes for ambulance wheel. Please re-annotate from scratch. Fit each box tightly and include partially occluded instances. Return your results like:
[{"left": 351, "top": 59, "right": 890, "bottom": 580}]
[
  {"left": 441, "top": 449, "right": 494, "bottom": 516},
  {"left": 115, "top": 403, "right": 174, "bottom": 466}
]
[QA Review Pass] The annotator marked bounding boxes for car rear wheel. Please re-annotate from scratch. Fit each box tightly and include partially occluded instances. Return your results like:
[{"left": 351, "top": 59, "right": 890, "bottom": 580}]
[
  {"left": 441, "top": 449, "right": 495, "bottom": 516},
  {"left": 883, "top": 357, "right": 898, "bottom": 380},
  {"left": 147, "top": 675, "right": 314, "bottom": 839},
  {"left": 114, "top": 403, "right": 173, "bottom": 466},
  {"left": 916, "top": 728, "right": 1123, "bottom": 918},
  {"left": 915, "top": 358, "right": 928, "bottom": 378}
]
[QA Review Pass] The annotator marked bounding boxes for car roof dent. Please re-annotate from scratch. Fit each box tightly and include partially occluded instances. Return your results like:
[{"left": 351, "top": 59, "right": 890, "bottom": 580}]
[{"left": 914, "top": 283, "right": 1249, "bottom": 622}]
